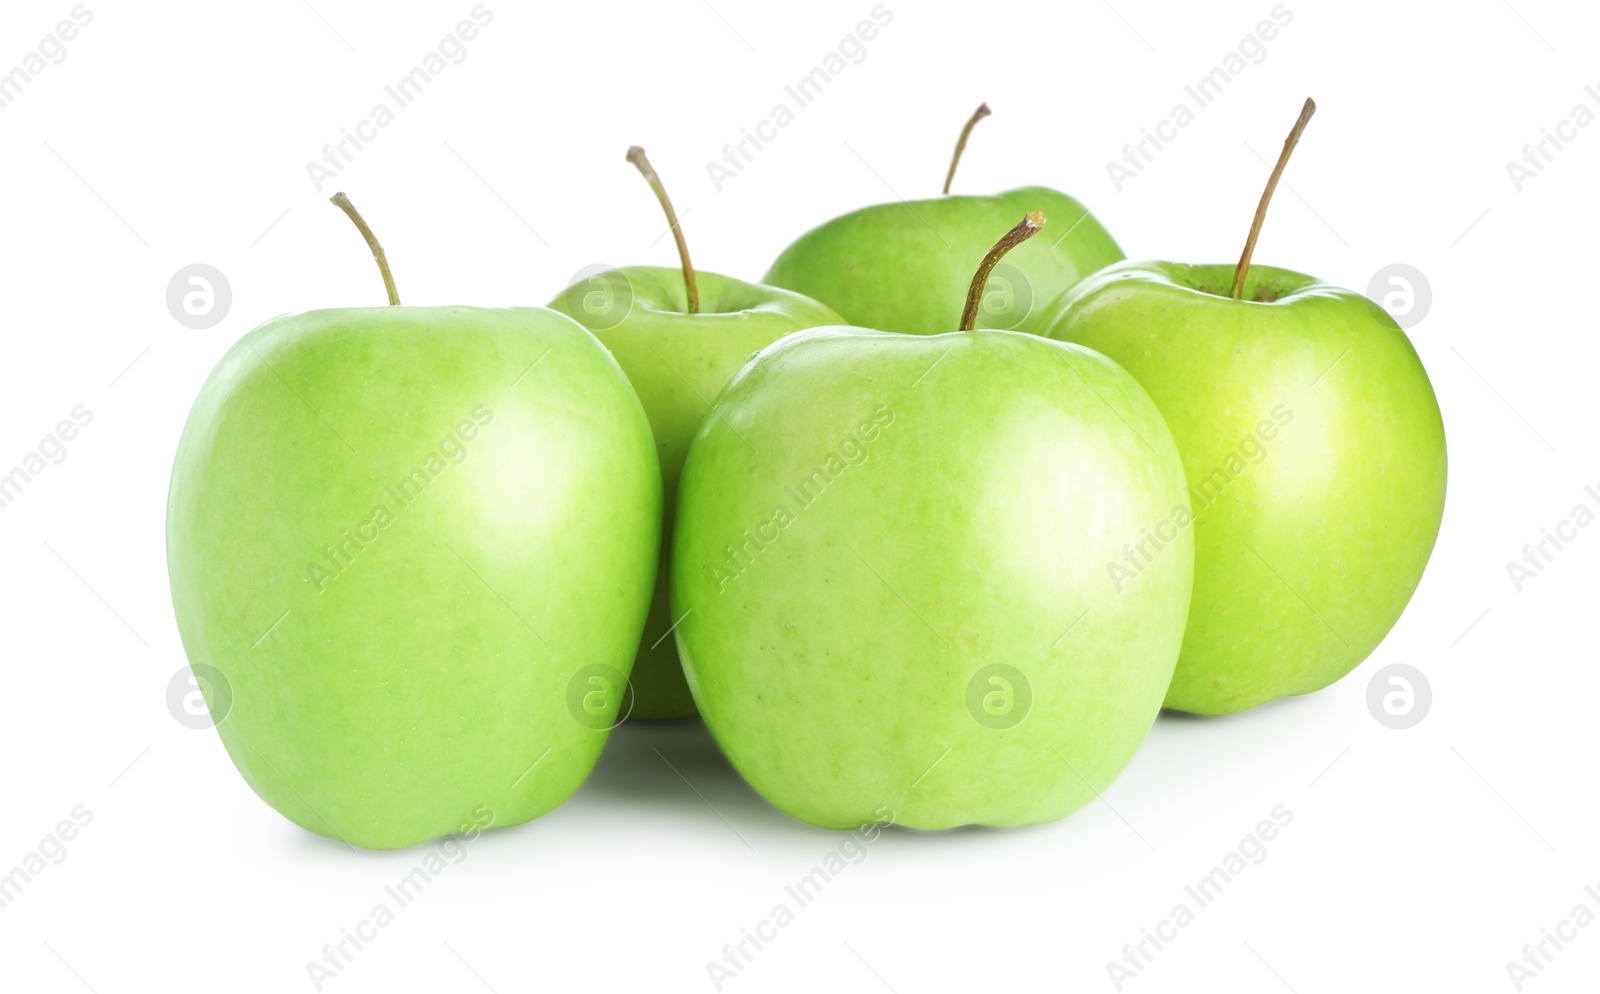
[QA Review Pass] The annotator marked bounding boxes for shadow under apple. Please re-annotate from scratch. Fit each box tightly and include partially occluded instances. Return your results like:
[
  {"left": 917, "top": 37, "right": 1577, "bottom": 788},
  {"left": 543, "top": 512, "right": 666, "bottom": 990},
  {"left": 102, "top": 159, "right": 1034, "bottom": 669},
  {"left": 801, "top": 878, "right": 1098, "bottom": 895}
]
[
  {"left": 577, "top": 718, "right": 792, "bottom": 832},
  {"left": 583, "top": 720, "right": 1114, "bottom": 849}
]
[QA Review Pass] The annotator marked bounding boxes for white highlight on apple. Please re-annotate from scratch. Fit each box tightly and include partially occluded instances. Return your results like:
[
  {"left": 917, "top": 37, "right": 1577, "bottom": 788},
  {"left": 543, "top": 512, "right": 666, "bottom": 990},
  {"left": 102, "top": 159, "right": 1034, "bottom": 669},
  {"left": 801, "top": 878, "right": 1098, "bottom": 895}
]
[
  {"left": 1107, "top": 405, "right": 1292, "bottom": 592},
  {"left": 305, "top": 405, "right": 494, "bottom": 593}
]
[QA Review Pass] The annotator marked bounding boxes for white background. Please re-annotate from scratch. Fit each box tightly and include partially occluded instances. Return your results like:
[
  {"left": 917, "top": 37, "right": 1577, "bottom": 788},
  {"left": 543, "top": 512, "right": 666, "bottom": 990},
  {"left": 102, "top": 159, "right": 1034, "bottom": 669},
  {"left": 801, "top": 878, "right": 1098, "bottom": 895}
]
[{"left": 1, "top": 0, "right": 1595, "bottom": 991}]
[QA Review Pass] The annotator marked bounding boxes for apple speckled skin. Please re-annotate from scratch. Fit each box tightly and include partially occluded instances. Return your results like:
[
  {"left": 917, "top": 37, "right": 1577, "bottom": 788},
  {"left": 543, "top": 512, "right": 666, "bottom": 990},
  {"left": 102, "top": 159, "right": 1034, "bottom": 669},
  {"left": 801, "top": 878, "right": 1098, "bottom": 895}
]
[
  {"left": 167, "top": 306, "right": 660, "bottom": 850},
  {"left": 551, "top": 268, "right": 842, "bottom": 718},
  {"left": 672, "top": 326, "right": 1192, "bottom": 830},
  {"left": 1043, "top": 262, "right": 1447, "bottom": 715},
  {"left": 763, "top": 187, "right": 1124, "bottom": 337}
]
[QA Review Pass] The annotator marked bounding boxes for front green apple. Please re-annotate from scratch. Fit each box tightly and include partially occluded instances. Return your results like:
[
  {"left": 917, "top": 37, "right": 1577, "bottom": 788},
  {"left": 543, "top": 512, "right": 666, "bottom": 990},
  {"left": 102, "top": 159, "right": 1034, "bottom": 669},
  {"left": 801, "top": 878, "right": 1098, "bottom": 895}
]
[
  {"left": 168, "top": 305, "right": 660, "bottom": 849},
  {"left": 672, "top": 325, "right": 1191, "bottom": 829},
  {"left": 168, "top": 196, "right": 660, "bottom": 849},
  {"left": 764, "top": 185, "right": 1122, "bottom": 336},
  {"left": 673, "top": 214, "right": 1192, "bottom": 829},
  {"left": 1041, "top": 260, "right": 1447, "bottom": 714},
  {"left": 550, "top": 266, "right": 840, "bottom": 717}
]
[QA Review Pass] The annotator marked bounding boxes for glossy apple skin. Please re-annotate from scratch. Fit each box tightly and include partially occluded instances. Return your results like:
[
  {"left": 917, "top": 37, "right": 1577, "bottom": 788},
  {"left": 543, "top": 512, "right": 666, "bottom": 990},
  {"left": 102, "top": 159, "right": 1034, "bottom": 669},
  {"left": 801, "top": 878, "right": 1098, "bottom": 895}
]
[
  {"left": 762, "top": 187, "right": 1123, "bottom": 336},
  {"left": 551, "top": 268, "right": 840, "bottom": 718},
  {"left": 671, "top": 326, "right": 1192, "bottom": 829},
  {"left": 167, "top": 306, "right": 660, "bottom": 849},
  {"left": 1042, "top": 262, "right": 1447, "bottom": 715}
]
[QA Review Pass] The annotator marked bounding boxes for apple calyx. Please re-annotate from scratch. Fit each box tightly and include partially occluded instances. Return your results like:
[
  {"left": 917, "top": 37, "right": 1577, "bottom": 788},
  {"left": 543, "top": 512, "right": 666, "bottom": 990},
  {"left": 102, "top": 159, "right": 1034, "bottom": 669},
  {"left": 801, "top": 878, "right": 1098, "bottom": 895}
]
[
  {"left": 943, "top": 102, "right": 991, "bottom": 195},
  {"left": 1231, "top": 97, "right": 1316, "bottom": 301},
  {"left": 329, "top": 192, "right": 400, "bottom": 306},
  {"left": 626, "top": 145, "right": 699, "bottom": 314},
  {"left": 960, "top": 211, "right": 1044, "bottom": 331}
]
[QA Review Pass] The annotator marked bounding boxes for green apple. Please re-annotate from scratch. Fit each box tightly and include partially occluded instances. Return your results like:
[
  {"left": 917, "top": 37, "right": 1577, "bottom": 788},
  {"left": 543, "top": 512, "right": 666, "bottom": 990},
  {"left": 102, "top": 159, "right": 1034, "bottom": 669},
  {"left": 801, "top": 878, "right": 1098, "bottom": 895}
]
[
  {"left": 672, "top": 213, "right": 1192, "bottom": 829},
  {"left": 1041, "top": 100, "right": 1447, "bottom": 714},
  {"left": 763, "top": 104, "right": 1123, "bottom": 336},
  {"left": 550, "top": 147, "right": 841, "bottom": 719},
  {"left": 167, "top": 194, "right": 660, "bottom": 849}
]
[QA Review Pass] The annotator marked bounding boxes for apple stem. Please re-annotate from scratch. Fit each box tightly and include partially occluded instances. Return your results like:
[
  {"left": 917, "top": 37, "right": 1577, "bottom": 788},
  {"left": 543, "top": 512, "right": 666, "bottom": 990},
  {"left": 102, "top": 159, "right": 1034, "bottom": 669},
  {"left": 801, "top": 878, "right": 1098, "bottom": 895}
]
[
  {"left": 1231, "top": 97, "right": 1316, "bottom": 301},
  {"left": 626, "top": 146, "right": 698, "bottom": 314},
  {"left": 960, "top": 212, "right": 1044, "bottom": 331},
  {"left": 329, "top": 192, "right": 400, "bottom": 306},
  {"left": 943, "top": 102, "right": 991, "bottom": 195}
]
